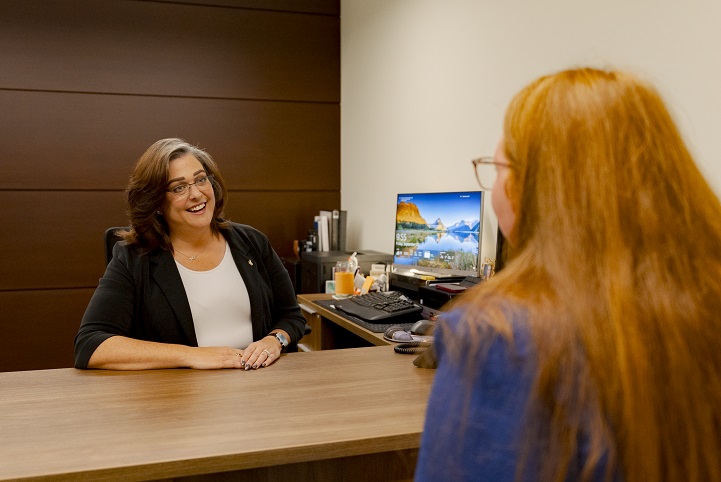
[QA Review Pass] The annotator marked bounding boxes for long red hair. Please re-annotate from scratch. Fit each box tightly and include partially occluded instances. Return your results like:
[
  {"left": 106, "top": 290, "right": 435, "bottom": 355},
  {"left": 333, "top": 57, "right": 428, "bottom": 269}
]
[{"left": 453, "top": 68, "right": 721, "bottom": 481}]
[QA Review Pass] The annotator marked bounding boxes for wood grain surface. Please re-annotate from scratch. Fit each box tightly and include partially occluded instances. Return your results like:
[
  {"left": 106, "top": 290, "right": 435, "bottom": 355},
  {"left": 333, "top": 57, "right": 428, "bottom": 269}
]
[{"left": 0, "top": 346, "right": 433, "bottom": 481}]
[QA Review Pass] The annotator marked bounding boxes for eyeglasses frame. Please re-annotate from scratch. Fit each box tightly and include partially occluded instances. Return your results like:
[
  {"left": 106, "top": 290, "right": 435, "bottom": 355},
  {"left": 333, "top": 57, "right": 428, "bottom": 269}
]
[
  {"left": 471, "top": 157, "right": 512, "bottom": 190},
  {"left": 166, "top": 174, "right": 215, "bottom": 197}
]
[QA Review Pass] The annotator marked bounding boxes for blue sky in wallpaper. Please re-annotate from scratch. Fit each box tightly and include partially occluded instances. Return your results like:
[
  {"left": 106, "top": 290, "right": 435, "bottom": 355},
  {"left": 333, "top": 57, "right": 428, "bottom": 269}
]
[{"left": 396, "top": 191, "right": 482, "bottom": 227}]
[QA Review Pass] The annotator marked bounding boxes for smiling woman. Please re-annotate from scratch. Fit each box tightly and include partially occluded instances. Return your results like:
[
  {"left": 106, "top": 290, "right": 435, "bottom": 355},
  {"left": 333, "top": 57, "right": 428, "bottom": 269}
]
[{"left": 74, "top": 138, "right": 305, "bottom": 371}]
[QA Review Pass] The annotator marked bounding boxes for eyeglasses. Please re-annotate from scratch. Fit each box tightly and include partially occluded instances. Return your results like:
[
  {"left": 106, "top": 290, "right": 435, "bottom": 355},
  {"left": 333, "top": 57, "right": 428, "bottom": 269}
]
[
  {"left": 472, "top": 157, "right": 511, "bottom": 190},
  {"left": 167, "top": 175, "right": 214, "bottom": 197}
]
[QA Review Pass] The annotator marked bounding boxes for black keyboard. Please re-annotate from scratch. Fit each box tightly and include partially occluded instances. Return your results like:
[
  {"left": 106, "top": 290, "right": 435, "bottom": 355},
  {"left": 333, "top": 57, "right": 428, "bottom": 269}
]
[{"left": 332, "top": 291, "right": 423, "bottom": 323}]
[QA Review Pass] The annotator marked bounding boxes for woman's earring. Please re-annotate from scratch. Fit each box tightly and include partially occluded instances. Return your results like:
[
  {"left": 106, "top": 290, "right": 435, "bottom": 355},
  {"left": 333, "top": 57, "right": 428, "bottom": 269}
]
[{"left": 157, "top": 211, "right": 162, "bottom": 215}]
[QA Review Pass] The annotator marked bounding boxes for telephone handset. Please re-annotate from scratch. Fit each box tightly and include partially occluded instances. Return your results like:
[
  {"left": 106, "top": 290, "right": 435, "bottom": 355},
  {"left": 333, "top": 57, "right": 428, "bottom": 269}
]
[
  {"left": 394, "top": 340, "right": 431, "bottom": 354},
  {"left": 384, "top": 325, "right": 434, "bottom": 358}
]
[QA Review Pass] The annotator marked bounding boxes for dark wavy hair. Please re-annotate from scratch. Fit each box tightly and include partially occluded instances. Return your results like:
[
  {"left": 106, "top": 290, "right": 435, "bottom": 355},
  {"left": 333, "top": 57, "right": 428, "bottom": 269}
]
[{"left": 118, "top": 138, "right": 230, "bottom": 252}]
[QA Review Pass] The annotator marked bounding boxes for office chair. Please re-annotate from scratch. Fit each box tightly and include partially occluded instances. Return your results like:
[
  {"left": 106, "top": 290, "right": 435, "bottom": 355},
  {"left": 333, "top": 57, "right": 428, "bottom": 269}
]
[
  {"left": 104, "top": 226, "right": 129, "bottom": 265},
  {"left": 103, "top": 226, "right": 312, "bottom": 338}
]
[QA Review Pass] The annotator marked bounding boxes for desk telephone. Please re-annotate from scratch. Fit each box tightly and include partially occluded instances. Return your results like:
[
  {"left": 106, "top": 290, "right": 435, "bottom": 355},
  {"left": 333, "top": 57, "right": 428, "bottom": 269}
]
[
  {"left": 398, "top": 319, "right": 437, "bottom": 368},
  {"left": 384, "top": 321, "right": 435, "bottom": 355}
]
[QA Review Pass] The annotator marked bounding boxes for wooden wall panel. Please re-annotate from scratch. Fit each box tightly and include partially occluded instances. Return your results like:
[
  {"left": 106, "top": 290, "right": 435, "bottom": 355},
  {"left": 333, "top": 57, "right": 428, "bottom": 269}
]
[
  {"left": 1, "top": 192, "right": 128, "bottom": 291},
  {"left": 0, "top": 0, "right": 339, "bottom": 372},
  {"left": 0, "top": 0, "right": 340, "bottom": 102},
  {"left": 224, "top": 191, "right": 341, "bottom": 257},
  {"left": 1, "top": 91, "right": 339, "bottom": 190},
  {"left": 0, "top": 191, "right": 339, "bottom": 291},
  {"left": 0, "top": 188, "right": 339, "bottom": 372},
  {"left": 0, "top": 289, "right": 93, "bottom": 371}
]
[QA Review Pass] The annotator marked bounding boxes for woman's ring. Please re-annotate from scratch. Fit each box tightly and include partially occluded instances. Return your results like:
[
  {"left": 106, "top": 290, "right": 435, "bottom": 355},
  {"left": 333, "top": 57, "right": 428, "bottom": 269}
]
[{"left": 262, "top": 349, "right": 271, "bottom": 357}]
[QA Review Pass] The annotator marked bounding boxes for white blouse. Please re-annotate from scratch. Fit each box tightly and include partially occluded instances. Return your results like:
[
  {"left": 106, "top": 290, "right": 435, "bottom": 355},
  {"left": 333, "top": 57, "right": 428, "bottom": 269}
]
[{"left": 175, "top": 242, "right": 253, "bottom": 349}]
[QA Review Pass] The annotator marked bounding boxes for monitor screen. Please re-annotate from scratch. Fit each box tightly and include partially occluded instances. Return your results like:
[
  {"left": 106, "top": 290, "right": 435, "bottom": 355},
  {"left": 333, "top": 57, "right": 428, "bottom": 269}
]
[{"left": 393, "top": 191, "right": 484, "bottom": 278}]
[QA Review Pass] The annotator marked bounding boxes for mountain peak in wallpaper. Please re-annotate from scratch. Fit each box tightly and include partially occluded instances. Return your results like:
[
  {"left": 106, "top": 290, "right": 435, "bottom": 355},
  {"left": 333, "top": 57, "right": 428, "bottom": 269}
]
[{"left": 396, "top": 202, "right": 426, "bottom": 225}]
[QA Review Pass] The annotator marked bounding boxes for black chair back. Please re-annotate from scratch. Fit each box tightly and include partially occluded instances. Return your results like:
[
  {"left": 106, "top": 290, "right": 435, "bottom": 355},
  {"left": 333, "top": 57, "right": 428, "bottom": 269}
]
[{"left": 104, "top": 227, "right": 129, "bottom": 265}]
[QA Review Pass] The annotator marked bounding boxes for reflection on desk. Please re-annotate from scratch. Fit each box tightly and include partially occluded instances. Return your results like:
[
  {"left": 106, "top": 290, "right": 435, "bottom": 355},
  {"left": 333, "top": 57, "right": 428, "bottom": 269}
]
[{"left": 0, "top": 346, "right": 434, "bottom": 481}]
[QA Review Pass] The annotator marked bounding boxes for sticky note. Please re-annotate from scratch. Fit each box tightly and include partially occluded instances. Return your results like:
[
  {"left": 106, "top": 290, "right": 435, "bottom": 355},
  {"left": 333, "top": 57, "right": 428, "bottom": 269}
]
[{"left": 361, "top": 276, "right": 374, "bottom": 294}]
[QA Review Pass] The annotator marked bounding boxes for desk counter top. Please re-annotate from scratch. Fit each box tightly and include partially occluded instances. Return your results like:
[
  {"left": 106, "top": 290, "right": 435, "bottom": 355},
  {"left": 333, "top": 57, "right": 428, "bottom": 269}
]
[
  {"left": 297, "top": 293, "right": 390, "bottom": 347},
  {"left": 0, "top": 346, "right": 434, "bottom": 481}
]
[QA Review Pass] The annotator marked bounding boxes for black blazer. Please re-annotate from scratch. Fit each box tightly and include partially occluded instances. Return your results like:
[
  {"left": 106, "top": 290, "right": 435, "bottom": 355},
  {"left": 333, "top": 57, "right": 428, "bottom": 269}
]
[{"left": 74, "top": 223, "right": 305, "bottom": 368}]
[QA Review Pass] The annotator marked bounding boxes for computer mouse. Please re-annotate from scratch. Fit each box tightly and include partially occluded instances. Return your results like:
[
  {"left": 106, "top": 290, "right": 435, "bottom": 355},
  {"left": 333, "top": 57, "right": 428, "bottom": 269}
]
[{"left": 410, "top": 319, "right": 435, "bottom": 336}]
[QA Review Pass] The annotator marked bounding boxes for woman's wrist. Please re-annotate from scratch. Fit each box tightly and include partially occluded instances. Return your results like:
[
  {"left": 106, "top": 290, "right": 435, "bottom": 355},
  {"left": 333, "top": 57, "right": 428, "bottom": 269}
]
[{"left": 267, "top": 330, "right": 290, "bottom": 352}]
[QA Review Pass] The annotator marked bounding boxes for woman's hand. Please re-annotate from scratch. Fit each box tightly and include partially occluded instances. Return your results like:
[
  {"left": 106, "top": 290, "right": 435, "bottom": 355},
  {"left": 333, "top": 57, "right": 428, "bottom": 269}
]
[
  {"left": 87, "top": 337, "right": 246, "bottom": 370},
  {"left": 241, "top": 334, "right": 285, "bottom": 370},
  {"left": 185, "top": 346, "right": 245, "bottom": 370}
]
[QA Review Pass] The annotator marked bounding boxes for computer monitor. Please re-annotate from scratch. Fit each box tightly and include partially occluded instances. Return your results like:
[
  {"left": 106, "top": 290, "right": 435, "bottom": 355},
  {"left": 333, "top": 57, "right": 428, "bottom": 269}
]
[{"left": 393, "top": 191, "right": 484, "bottom": 278}]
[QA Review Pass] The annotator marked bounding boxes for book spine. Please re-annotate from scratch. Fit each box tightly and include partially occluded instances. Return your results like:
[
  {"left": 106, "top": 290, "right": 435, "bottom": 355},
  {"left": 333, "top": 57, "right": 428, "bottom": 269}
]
[
  {"left": 319, "top": 215, "right": 330, "bottom": 251},
  {"left": 338, "top": 210, "right": 347, "bottom": 252},
  {"left": 331, "top": 210, "right": 340, "bottom": 251}
]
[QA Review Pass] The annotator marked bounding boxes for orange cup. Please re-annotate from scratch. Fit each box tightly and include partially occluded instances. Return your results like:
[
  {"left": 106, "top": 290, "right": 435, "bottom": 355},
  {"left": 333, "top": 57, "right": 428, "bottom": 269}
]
[{"left": 335, "top": 271, "right": 355, "bottom": 297}]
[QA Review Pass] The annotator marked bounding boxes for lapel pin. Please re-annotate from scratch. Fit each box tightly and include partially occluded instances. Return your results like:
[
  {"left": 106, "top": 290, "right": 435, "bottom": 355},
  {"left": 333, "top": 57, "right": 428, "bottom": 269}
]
[{"left": 248, "top": 259, "right": 254, "bottom": 266}]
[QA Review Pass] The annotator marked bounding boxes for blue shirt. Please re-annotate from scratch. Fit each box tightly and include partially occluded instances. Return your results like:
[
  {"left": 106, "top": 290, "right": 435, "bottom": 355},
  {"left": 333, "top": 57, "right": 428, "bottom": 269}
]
[
  {"left": 415, "top": 308, "right": 535, "bottom": 481},
  {"left": 415, "top": 307, "right": 619, "bottom": 481}
]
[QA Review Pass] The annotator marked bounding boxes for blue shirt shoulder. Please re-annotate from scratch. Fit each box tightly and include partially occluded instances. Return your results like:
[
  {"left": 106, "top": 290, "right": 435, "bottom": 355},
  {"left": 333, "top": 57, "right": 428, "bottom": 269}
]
[
  {"left": 415, "top": 306, "right": 535, "bottom": 482},
  {"left": 415, "top": 306, "right": 620, "bottom": 482}
]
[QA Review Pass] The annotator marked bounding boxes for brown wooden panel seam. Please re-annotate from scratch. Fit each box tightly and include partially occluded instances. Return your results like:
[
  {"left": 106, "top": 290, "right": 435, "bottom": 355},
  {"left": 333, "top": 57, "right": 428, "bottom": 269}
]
[
  {"left": 137, "top": 1, "right": 339, "bottom": 17},
  {"left": 0, "top": 287, "right": 98, "bottom": 293},
  {"left": 0, "top": 87, "right": 339, "bottom": 105}
]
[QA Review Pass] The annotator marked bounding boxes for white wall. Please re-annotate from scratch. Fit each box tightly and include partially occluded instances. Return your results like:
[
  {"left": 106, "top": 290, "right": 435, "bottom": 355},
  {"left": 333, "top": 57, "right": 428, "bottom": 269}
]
[{"left": 341, "top": 0, "right": 721, "bottom": 260}]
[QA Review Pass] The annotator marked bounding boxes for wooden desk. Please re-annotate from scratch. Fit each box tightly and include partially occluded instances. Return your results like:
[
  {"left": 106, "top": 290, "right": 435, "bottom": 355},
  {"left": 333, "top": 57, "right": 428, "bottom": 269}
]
[
  {"left": 297, "top": 294, "right": 390, "bottom": 351},
  {"left": 0, "top": 346, "right": 434, "bottom": 481}
]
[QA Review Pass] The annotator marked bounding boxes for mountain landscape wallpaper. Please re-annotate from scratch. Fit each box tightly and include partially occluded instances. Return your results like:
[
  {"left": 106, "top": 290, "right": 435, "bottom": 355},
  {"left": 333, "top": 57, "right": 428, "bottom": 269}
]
[{"left": 394, "top": 191, "right": 482, "bottom": 273}]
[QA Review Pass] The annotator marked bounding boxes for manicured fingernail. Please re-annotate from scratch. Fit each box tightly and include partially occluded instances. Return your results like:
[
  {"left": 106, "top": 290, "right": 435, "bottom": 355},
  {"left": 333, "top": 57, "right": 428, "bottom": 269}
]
[
  {"left": 252, "top": 364, "right": 258, "bottom": 369},
  {"left": 261, "top": 363, "right": 267, "bottom": 367},
  {"left": 240, "top": 360, "right": 245, "bottom": 366},
  {"left": 245, "top": 365, "right": 251, "bottom": 371}
]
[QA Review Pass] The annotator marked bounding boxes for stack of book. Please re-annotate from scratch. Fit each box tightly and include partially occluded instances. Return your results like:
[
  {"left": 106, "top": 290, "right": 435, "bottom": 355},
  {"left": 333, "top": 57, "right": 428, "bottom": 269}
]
[{"left": 314, "top": 210, "right": 347, "bottom": 252}]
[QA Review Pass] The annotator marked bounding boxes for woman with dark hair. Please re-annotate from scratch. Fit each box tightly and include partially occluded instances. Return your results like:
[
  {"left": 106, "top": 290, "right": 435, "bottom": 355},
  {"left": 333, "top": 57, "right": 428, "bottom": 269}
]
[
  {"left": 75, "top": 138, "right": 305, "bottom": 370},
  {"left": 415, "top": 69, "right": 721, "bottom": 481}
]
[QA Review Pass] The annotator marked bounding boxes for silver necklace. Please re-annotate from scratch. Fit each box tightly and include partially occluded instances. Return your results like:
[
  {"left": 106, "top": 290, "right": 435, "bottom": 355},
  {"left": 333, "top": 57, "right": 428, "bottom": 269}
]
[{"left": 173, "top": 240, "right": 209, "bottom": 261}]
